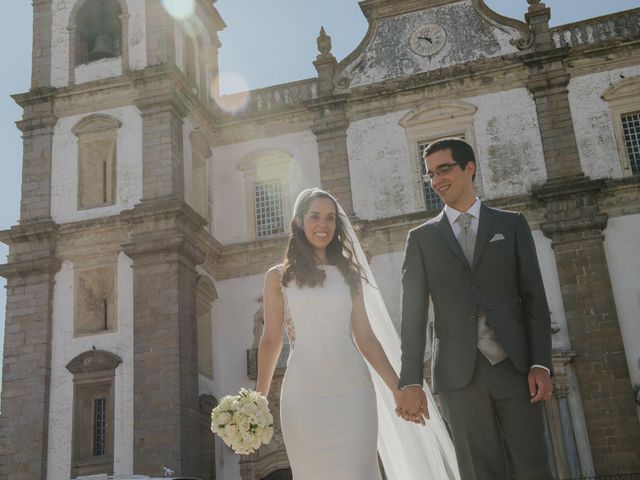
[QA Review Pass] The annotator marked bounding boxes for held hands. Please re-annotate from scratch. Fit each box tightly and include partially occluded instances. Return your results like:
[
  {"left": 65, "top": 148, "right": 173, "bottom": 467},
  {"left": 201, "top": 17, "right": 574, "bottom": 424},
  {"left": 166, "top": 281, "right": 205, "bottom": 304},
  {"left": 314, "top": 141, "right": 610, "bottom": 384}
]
[
  {"left": 395, "top": 386, "right": 429, "bottom": 425},
  {"left": 529, "top": 367, "right": 553, "bottom": 403}
]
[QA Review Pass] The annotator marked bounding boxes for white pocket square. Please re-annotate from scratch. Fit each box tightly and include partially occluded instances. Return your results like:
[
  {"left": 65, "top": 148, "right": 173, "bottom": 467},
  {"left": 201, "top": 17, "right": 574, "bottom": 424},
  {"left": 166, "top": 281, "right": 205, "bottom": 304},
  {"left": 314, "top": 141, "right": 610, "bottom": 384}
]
[{"left": 489, "top": 233, "right": 505, "bottom": 242}]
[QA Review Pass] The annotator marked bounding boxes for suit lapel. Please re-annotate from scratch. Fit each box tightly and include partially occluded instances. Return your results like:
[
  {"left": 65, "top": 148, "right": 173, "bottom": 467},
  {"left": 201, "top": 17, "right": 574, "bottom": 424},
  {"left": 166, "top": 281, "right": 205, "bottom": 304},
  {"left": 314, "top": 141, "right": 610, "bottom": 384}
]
[
  {"left": 472, "top": 204, "right": 496, "bottom": 272},
  {"left": 434, "top": 210, "right": 470, "bottom": 272}
]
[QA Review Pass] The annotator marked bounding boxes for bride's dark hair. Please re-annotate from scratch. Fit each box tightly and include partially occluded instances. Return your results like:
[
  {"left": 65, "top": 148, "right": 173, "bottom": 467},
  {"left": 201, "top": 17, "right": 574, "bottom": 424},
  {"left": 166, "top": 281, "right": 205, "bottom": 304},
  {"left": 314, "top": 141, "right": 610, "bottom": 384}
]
[{"left": 282, "top": 189, "right": 366, "bottom": 295}]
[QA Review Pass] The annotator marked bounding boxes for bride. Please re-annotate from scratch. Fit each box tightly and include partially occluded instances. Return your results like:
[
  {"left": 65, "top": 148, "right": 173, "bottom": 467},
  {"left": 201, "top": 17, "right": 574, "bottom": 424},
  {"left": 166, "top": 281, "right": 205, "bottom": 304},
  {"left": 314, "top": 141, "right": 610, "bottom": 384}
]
[{"left": 256, "top": 188, "right": 459, "bottom": 479}]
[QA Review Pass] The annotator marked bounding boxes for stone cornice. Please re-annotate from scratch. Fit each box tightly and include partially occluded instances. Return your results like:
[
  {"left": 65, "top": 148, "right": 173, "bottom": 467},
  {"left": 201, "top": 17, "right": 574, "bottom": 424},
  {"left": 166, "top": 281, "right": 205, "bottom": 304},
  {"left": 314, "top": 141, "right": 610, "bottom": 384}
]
[
  {"left": 0, "top": 256, "right": 61, "bottom": 279},
  {"left": 0, "top": 220, "right": 59, "bottom": 246},
  {"left": 121, "top": 198, "right": 208, "bottom": 266}
]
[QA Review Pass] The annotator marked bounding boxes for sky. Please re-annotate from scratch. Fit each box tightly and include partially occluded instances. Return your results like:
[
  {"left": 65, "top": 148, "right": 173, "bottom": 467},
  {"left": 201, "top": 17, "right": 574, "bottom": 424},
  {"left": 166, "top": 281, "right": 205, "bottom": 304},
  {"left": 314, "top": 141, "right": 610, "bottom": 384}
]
[{"left": 0, "top": 0, "right": 638, "bottom": 385}]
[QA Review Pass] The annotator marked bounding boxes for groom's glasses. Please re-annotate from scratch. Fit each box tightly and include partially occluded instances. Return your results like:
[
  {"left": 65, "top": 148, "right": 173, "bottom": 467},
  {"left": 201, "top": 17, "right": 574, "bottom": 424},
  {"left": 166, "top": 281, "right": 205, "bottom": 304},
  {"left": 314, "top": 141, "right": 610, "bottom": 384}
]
[{"left": 423, "top": 162, "right": 460, "bottom": 181}]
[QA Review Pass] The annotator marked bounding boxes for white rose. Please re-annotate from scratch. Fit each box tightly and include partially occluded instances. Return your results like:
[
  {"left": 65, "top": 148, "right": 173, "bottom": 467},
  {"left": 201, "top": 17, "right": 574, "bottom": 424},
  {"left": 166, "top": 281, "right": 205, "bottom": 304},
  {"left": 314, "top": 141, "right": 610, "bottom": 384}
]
[
  {"left": 238, "top": 418, "right": 251, "bottom": 433},
  {"left": 215, "top": 411, "right": 232, "bottom": 426},
  {"left": 224, "top": 423, "right": 238, "bottom": 437}
]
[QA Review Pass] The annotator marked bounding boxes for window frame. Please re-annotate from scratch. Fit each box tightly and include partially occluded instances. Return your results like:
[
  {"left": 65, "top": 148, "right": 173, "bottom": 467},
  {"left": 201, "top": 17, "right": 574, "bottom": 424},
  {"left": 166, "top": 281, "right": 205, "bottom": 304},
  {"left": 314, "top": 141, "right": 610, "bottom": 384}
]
[
  {"left": 400, "top": 100, "right": 483, "bottom": 212},
  {"left": 66, "top": 350, "right": 121, "bottom": 478},
  {"left": 72, "top": 114, "right": 122, "bottom": 210},
  {"left": 602, "top": 76, "right": 640, "bottom": 177},
  {"left": 238, "top": 150, "right": 293, "bottom": 241}
]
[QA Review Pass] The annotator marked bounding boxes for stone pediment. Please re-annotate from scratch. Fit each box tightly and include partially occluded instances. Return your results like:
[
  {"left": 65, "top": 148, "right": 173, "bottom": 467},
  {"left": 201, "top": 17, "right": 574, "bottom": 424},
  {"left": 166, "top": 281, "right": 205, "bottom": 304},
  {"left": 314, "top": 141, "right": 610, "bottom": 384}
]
[{"left": 334, "top": 0, "right": 530, "bottom": 90}]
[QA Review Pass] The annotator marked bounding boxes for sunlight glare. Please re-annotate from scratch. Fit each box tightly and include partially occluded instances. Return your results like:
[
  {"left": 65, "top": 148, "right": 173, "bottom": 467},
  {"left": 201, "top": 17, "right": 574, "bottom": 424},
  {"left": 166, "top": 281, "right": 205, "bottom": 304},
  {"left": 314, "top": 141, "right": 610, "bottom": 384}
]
[
  {"left": 212, "top": 72, "right": 251, "bottom": 114},
  {"left": 161, "top": 0, "right": 195, "bottom": 20}
]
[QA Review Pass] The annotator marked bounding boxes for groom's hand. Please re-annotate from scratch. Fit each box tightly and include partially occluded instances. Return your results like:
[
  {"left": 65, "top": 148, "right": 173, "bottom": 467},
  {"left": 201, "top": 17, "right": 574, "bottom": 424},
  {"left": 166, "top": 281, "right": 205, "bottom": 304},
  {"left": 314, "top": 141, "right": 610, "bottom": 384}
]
[
  {"left": 528, "top": 367, "right": 553, "bottom": 403},
  {"left": 395, "top": 386, "right": 429, "bottom": 425}
]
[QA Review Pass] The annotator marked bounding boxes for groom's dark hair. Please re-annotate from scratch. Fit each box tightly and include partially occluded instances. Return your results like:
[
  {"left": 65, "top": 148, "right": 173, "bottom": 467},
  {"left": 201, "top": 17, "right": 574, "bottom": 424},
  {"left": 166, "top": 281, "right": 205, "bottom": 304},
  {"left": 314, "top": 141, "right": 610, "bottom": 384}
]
[{"left": 424, "top": 137, "right": 476, "bottom": 181}]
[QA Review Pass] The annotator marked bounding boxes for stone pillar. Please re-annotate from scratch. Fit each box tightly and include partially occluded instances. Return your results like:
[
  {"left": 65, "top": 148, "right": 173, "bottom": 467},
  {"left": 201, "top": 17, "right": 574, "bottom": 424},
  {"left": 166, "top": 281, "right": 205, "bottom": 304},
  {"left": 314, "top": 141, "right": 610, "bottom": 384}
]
[
  {"left": 31, "top": 0, "right": 53, "bottom": 89},
  {"left": 145, "top": 0, "right": 177, "bottom": 67},
  {"left": 536, "top": 179, "right": 640, "bottom": 470},
  {"left": 309, "top": 100, "right": 353, "bottom": 215},
  {"left": 308, "top": 27, "right": 354, "bottom": 215},
  {"left": 0, "top": 222, "right": 60, "bottom": 480},
  {"left": 122, "top": 201, "right": 206, "bottom": 477},
  {"left": 13, "top": 96, "right": 57, "bottom": 222},
  {"left": 525, "top": 1, "right": 640, "bottom": 470},
  {"left": 137, "top": 92, "right": 187, "bottom": 202}
]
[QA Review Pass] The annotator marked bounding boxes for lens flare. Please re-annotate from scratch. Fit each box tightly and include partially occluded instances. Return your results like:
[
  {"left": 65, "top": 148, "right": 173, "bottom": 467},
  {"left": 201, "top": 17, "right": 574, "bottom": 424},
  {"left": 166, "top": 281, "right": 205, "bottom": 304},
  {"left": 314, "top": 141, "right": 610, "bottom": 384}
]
[
  {"left": 161, "top": 0, "right": 195, "bottom": 20},
  {"left": 212, "top": 72, "right": 251, "bottom": 114}
]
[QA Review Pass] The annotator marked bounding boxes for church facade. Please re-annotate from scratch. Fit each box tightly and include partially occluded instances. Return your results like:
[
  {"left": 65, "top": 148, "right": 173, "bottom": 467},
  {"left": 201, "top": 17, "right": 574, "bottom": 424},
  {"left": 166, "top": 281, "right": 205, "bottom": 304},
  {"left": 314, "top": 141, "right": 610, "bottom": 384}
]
[{"left": 1, "top": 0, "right": 640, "bottom": 479}]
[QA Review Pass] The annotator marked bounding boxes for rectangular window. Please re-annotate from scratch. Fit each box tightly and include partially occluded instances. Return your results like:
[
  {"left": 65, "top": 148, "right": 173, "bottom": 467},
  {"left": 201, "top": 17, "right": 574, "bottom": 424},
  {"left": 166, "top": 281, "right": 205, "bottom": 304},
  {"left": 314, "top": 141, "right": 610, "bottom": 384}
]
[
  {"left": 254, "top": 180, "right": 285, "bottom": 238},
  {"left": 418, "top": 142, "right": 445, "bottom": 212},
  {"left": 621, "top": 112, "right": 640, "bottom": 175},
  {"left": 94, "top": 398, "right": 106, "bottom": 456}
]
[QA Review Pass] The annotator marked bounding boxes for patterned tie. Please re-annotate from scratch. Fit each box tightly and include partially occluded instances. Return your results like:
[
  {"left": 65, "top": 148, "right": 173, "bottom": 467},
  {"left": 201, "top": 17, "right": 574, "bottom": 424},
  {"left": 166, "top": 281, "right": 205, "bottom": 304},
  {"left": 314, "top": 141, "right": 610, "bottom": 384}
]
[{"left": 457, "top": 212, "right": 475, "bottom": 266}]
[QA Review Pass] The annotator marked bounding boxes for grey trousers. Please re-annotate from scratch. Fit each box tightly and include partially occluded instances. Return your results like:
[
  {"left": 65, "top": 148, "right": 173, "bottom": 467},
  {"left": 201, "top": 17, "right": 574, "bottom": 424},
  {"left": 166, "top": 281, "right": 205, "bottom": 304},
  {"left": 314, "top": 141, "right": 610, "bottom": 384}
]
[{"left": 440, "top": 351, "right": 555, "bottom": 480}]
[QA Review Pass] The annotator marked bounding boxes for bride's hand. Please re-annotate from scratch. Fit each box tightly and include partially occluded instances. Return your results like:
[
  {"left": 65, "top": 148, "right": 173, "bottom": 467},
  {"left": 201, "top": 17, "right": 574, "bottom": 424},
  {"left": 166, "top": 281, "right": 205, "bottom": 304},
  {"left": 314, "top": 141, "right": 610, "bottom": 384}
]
[{"left": 395, "top": 386, "right": 429, "bottom": 425}]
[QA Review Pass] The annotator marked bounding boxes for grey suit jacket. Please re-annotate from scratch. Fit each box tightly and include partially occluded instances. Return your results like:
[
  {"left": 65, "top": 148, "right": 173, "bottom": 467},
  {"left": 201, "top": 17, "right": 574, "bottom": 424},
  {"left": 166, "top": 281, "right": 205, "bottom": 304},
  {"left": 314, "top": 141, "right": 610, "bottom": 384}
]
[{"left": 398, "top": 204, "right": 552, "bottom": 393}]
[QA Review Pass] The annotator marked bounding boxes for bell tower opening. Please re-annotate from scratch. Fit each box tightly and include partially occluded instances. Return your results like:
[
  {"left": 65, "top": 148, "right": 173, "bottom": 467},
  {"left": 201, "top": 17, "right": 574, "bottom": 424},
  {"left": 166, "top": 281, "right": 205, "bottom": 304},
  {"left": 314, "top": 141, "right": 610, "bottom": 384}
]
[{"left": 75, "top": 0, "right": 122, "bottom": 65}]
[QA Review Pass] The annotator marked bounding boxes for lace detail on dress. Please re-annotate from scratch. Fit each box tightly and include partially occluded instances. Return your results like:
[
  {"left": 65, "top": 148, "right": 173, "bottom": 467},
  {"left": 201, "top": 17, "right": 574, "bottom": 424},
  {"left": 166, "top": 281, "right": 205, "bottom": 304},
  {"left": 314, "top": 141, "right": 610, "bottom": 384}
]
[{"left": 276, "top": 264, "right": 295, "bottom": 348}]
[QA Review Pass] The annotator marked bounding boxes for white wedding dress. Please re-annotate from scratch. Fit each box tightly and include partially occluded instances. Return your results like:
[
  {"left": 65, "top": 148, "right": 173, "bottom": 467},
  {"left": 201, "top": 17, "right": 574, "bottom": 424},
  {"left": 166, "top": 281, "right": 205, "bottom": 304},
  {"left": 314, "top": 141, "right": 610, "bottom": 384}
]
[{"left": 278, "top": 264, "right": 382, "bottom": 480}]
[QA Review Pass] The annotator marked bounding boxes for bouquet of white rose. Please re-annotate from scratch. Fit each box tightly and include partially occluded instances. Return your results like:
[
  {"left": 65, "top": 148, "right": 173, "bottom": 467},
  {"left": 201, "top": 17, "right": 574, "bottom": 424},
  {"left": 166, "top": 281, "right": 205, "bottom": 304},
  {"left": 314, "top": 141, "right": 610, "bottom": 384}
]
[{"left": 210, "top": 388, "right": 275, "bottom": 455}]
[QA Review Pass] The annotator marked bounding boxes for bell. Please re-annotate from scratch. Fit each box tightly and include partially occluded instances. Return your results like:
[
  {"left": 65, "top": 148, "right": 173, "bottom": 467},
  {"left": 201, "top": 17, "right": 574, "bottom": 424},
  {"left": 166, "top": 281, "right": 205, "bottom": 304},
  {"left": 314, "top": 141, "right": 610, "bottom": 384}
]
[{"left": 89, "top": 33, "right": 115, "bottom": 61}]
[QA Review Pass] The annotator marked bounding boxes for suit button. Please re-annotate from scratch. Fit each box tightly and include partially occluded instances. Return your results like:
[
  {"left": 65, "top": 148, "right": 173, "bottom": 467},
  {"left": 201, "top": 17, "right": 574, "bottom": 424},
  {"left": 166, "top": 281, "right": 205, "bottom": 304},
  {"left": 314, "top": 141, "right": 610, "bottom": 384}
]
[{"left": 470, "top": 314, "right": 478, "bottom": 322}]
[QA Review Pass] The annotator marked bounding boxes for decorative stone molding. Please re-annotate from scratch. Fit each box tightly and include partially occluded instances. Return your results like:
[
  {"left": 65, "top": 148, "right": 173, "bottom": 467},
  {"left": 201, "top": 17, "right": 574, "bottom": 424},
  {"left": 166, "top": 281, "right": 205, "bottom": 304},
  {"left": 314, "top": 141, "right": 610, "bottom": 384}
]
[
  {"left": 399, "top": 100, "right": 484, "bottom": 203},
  {"left": 66, "top": 350, "right": 122, "bottom": 375},
  {"left": 237, "top": 148, "right": 294, "bottom": 240},
  {"left": 602, "top": 75, "right": 640, "bottom": 177}
]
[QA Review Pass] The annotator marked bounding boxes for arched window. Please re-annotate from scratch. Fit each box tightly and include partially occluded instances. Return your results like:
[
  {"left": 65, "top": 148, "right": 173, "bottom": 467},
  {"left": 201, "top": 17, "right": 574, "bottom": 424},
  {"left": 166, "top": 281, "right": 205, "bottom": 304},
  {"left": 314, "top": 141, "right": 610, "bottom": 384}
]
[
  {"left": 66, "top": 350, "right": 122, "bottom": 477},
  {"left": 74, "top": 0, "right": 123, "bottom": 66}
]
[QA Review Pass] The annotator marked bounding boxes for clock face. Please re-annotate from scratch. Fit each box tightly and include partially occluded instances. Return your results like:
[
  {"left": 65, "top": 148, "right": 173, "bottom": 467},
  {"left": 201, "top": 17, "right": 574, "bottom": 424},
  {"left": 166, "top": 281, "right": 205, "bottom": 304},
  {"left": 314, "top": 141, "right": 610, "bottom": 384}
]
[{"left": 409, "top": 23, "right": 447, "bottom": 57}]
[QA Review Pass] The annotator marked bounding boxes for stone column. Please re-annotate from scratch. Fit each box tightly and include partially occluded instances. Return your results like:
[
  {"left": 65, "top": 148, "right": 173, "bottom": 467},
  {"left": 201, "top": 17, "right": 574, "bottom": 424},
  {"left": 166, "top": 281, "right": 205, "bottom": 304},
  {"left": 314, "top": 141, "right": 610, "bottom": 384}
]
[
  {"left": 144, "top": 0, "right": 177, "bottom": 67},
  {"left": 13, "top": 96, "right": 57, "bottom": 222},
  {"left": 525, "top": 1, "right": 640, "bottom": 470},
  {"left": 308, "top": 28, "right": 354, "bottom": 215},
  {"left": 31, "top": 0, "right": 53, "bottom": 89},
  {"left": 537, "top": 180, "right": 640, "bottom": 470},
  {"left": 122, "top": 201, "right": 206, "bottom": 477},
  {"left": 137, "top": 91, "right": 187, "bottom": 202},
  {"left": 0, "top": 222, "right": 60, "bottom": 480}
]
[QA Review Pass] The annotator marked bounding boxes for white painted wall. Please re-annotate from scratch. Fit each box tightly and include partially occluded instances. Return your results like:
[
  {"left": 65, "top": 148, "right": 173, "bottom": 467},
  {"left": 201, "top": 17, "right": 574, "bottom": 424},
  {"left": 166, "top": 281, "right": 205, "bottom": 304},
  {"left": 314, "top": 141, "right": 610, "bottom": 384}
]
[
  {"left": 348, "top": 88, "right": 546, "bottom": 220},
  {"left": 532, "top": 230, "right": 571, "bottom": 352},
  {"left": 348, "top": 110, "right": 420, "bottom": 220},
  {"left": 464, "top": 88, "right": 547, "bottom": 199},
  {"left": 51, "top": 106, "right": 143, "bottom": 224},
  {"left": 211, "top": 131, "right": 321, "bottom": 244},
  {"left": 47, "top": 253, "right": 134, "bottom": 479},
  {"left": 568, "top": 66, "right": 640, "bottom": 179},
  {"left": 51, "top": 0, "right": 147, "bottom": 87},
  {"left": 604, "top": 214, "right": 640, "bottom": 388},
  {"left": 211, "top": 273, "right": 265, "bottom": 480}
]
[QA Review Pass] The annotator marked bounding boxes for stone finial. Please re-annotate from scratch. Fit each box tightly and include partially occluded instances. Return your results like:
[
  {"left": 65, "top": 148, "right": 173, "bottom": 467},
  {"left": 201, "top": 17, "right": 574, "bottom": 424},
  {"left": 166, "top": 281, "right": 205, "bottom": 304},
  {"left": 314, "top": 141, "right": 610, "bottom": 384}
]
[
  {"left": 314, "top": 26, "right": 337, "bottom": 94},
  {"left": 525, "top": 0, "right": 552, "bottom": 50},
  {"left": 317, "top": 26, "right": 332, "bottom": 56}
]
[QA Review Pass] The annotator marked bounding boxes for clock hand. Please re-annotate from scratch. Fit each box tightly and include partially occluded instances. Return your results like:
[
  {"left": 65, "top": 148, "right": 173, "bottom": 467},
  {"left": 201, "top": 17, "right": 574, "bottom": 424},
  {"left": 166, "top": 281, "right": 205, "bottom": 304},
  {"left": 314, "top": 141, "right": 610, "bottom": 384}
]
[{"left": 417, "top": 36, "right": 434, "bottom": 43}]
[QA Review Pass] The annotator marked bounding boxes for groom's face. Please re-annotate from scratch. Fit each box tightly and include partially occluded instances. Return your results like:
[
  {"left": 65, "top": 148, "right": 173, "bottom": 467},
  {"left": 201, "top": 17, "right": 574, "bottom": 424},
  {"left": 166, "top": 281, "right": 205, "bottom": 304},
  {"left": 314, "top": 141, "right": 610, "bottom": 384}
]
[{"left": 425, "top": 148, "right": 475, "bottom": 209}]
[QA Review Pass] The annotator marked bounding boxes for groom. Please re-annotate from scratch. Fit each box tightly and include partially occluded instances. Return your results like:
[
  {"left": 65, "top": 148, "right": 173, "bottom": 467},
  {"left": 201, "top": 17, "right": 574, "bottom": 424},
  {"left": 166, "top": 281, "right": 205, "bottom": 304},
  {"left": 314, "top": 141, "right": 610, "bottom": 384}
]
[{"left": 396, "top": 138, "right": 554, "bottom": 479}]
